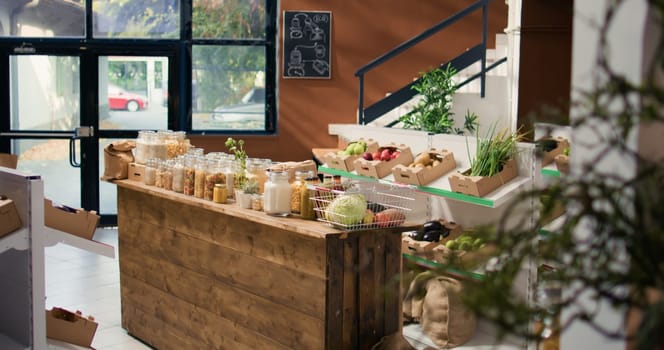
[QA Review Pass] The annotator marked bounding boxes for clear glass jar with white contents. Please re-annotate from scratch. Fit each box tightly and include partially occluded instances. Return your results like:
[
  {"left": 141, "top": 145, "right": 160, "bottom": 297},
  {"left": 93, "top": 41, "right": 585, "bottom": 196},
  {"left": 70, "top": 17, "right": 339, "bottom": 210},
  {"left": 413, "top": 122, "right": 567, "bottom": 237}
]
[{"left": 263, "top": 170, "right": 291, "bottom": 216}]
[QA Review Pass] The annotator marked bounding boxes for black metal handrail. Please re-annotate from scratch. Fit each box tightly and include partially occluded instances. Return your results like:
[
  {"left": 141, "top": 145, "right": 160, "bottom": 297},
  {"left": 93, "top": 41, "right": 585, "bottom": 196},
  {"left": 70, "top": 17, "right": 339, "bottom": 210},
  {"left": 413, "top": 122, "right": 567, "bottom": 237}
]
[{"left": 355, "top": 0, "right": 492, "bottom": 125}]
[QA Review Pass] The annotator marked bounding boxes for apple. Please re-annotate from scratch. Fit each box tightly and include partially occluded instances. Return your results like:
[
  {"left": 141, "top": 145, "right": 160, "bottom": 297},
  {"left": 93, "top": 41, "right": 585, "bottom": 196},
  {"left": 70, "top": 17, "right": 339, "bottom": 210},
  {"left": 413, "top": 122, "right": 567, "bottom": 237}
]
[
  {"left": 380, "top": 149, "right": 392, "bottom": 161},
  {"left": 390, "top": 151, "right": 400, "bottom": 160},
  {"left": 372, "top": 151, "right": 382, "bottom": 161},
  {"left": 362, "top": 152, "right": 373, "bottom": 160}
]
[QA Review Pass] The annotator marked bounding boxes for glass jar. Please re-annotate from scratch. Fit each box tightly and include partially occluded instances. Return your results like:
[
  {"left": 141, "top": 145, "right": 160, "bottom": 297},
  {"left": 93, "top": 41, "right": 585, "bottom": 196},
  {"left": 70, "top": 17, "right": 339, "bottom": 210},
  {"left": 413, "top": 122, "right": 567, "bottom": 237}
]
[
  {"left": 204, "top": 160, "right": 226, "bottom": 201},
  {"left": 135, "top": 130, "right": 155, "bottom": 164},
  {"left": 153, "top": 130, "right": 170, "bottom": 160},
  {"left": 246, "top": 159, "right": 269, "bottom": 194},
  {"left": 300, "top": 176, "right": 318, "bottom": 220},
  {"left": 194, "top": 156, "right": 207, "bottom": 198},
  {"left": 183, "top": 155, "right": 196, "bottom": 196},
  {"left": 213, "top": 184, "right": 227, "bottom": 204},
  {"left": 290, "top": 170, "right": 313, "bottom": 214},
  {"left": 143, "top": 158, "right": 157, "bottom": 186},
  {"left": 172, "top": 156, "right": 185, "bottom": 193},
  {"left": 263, "top": 170, "right": 291, "bottom": 216},
  {"left": 163, "top": 160, "right": 174, "bottom": 191}
]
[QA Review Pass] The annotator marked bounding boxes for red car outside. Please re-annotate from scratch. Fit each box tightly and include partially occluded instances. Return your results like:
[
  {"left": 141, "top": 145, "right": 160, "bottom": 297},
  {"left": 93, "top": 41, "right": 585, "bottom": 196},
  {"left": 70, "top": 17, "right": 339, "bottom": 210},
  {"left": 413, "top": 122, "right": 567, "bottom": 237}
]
[{"left": 108, "top": 84, "right": 148, "bottom": 112}]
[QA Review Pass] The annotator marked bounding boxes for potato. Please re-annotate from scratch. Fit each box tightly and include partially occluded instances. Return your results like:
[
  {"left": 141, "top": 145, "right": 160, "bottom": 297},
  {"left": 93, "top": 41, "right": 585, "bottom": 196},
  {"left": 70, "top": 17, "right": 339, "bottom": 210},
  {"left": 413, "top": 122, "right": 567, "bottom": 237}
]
[{"left": 413, "top": 152, "right": 431, "bottom": 166}]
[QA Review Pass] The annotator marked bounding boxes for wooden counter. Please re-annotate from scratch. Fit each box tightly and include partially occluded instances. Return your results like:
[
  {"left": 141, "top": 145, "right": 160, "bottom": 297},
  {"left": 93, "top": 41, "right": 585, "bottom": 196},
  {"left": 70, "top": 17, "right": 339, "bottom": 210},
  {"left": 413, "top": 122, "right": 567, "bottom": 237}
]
[{"left": 115, "top": 180, "right": 409, "bottom": 350}]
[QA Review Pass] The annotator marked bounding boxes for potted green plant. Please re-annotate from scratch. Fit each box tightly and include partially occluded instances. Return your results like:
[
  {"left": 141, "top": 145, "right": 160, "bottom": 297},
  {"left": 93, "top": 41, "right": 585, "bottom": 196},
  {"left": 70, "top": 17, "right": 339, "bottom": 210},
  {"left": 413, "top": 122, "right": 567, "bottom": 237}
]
[
  {"left": 236, "top": 179, "right": 258, "bottom": 209},
  {"left": 448, "top": 125, "right": 524, "bottom": 197},
  {"left": 398, "top": 64, "right": 478, "bottom": 135},
  {"left": 225, "top": 137, "right": 248, "bottom": 189}
]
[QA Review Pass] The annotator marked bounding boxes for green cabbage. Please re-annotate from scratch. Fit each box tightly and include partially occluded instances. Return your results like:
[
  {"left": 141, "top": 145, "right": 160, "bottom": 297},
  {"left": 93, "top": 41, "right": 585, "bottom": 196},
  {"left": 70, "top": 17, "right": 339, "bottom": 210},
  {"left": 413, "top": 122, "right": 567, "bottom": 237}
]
[{"left": 325, "top": 193, "right": 368, "bottom": 226}]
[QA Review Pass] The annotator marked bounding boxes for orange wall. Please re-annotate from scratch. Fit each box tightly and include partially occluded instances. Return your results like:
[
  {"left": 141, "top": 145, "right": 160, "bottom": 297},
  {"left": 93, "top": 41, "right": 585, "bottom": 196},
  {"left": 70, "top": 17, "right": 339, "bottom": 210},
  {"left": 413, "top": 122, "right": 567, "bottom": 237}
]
[{"left": 192, "top": 0, "right": 507, "bottom": 162}]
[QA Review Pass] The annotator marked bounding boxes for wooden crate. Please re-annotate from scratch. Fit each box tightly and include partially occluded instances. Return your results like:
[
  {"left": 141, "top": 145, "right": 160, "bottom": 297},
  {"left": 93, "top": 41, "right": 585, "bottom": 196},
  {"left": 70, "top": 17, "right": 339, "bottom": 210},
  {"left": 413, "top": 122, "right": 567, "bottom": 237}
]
[{"left": 116, "top": 181, "right": 407, "bottom": 350}]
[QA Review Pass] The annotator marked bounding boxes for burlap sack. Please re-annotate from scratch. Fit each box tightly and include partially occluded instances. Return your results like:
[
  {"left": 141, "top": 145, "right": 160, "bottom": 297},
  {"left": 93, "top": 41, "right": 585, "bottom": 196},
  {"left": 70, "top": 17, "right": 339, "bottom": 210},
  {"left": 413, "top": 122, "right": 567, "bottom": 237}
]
[
  {"left": 101, "top": 140, "right": 135, "bottom": 181},
  {"left": 403, "top": 272, "right": 477, "bottom": 348}
]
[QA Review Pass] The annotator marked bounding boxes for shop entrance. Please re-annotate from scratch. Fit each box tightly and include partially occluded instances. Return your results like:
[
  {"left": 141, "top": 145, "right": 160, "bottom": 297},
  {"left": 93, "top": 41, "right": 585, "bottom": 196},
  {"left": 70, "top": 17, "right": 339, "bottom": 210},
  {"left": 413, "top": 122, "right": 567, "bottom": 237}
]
[{"left": 1, "top": 52, "right": 172, "bottom": 225}]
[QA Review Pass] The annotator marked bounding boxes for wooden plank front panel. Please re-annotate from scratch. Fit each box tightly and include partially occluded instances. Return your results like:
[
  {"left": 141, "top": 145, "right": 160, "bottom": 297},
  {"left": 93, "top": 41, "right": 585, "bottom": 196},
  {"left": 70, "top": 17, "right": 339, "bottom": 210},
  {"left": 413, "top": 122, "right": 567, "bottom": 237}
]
[
  {"left": 383, "top": 230, "right": 403, "bottom": 335},
  {"left": 118, "top": 187, "right": 327, "bottom": 278},
  {"left": 120, "top": 247, "right": 325, "bottom": 348},
  {"left": 121, "top": 276, "right": 292, "bottom": 350},
  {"left": 342, "top": 235, "right": 359, "bottom": 349},
  {"left": 324, "top": 235, "right": 344, "bottom": 350},
  {"left": 117, "top": 187, "right": 328, "bottom": 349}
]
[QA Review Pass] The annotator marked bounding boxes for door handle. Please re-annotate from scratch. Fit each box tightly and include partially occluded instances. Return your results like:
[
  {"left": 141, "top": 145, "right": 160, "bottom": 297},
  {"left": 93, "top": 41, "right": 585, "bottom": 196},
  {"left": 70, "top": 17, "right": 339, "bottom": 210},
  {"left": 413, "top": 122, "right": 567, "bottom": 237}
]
[{"left": 68, "top": 126, "right": 94, "bottom": 167}]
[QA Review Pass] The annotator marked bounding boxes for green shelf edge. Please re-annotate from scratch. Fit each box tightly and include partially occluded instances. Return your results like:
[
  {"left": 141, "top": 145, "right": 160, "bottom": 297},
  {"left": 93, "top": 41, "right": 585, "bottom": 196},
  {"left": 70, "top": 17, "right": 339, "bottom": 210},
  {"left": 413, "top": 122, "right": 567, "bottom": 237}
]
[
  {"left": 402, "top": 253, "right": 485, "bottom": 281},
  {"left": 317, "top": 166, "right": 496, "bottom": 207},
  {"left": 541, "top": 168, "right": 561, "bottom": 178}
]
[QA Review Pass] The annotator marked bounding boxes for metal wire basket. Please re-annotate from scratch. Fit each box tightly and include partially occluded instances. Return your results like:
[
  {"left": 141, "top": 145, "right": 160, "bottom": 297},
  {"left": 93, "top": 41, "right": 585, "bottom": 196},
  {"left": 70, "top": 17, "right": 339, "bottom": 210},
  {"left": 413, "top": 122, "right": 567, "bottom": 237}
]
[{"left": 311, "top": 181, "right": 415, "bottom": 231}]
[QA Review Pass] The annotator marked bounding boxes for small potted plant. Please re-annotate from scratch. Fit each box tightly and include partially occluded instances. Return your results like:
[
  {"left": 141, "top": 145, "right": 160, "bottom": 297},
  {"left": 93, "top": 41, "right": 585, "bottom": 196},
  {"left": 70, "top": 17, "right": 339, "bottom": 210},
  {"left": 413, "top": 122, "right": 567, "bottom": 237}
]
[
  {"left": 225, "top": 137, "right": 248, "bottom": 189},
  {"left": 236, "top": 179, "right": 259, "bottom": 209}
]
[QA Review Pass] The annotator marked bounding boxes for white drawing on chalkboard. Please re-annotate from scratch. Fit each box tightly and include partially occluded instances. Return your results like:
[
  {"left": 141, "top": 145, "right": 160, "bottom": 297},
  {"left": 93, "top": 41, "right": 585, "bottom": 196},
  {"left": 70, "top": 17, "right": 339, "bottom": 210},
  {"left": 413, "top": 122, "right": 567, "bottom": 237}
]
[
  {"left": 285, "top": 12, "right": 330, "bottom": 77},
  {"left": 289, "top": 13, "right": 327, "bottom": 43}
]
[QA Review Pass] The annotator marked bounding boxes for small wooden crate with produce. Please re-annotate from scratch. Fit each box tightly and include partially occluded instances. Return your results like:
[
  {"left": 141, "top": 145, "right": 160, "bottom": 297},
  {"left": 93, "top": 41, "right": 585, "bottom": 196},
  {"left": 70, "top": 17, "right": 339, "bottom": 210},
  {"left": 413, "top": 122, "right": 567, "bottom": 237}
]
[
  {"left": 392, "top": 148, "right": 456, "bottom": 186},
  {"left": 353, "top": 144, "right": 414, "bottom": 179}
]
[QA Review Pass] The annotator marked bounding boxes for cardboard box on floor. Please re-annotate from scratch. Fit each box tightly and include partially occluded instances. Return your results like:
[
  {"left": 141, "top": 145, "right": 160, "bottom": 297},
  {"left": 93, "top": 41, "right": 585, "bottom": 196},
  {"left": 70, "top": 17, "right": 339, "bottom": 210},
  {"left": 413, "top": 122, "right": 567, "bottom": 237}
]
[
  {"left": 44, "top": 199, "right": 100, "bottom": 240},
  {"left": 0, "top": 197, "right": 22, "bottom": 238},
  {"left": 46, "top": 307, "right": 98, "bottom": 348},
  {"left": 0, "top": 153, "right": 18, "bottom": 169}
]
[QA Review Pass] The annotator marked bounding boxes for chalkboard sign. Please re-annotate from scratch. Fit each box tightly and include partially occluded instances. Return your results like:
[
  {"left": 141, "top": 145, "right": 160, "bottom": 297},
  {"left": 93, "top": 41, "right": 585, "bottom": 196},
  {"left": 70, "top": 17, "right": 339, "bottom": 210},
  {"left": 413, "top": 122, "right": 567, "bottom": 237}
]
[{"left": 282, "top": 11, "right": 332, "bottom": 79}]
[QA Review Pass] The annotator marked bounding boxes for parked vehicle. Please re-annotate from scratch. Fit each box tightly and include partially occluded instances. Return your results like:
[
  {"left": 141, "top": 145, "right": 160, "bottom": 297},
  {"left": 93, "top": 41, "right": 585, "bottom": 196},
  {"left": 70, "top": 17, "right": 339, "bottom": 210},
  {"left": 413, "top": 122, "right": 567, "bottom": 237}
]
[
  {"left": 108, "top": 84, "right": 148, "bottom": 112},
  {"left": 210, "top": 87, "right": 265, "bottom": 122}
]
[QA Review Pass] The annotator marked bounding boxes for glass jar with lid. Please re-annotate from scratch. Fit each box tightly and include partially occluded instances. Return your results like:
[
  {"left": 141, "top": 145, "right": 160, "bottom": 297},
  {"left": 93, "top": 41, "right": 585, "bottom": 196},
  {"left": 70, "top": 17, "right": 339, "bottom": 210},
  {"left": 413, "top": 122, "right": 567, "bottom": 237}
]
[
  {"left": 290, "top": 170, "right": 314, "bottom": 214},
  {"left": 172, "top": 156, "right": 185, "bottom": 193},
  {"left": 300, "top": 175, "right": 319, "bottom": 220},
  {"left": 263, "top": 170, "right": 291, "bottom": 216},
  {"left": 183, "top": 154, "right": 196, "bottom": 196},
  {"left": 143, "top": 158, "right": 157, "bottom": 186},
  {"left": 194, "top": 156, "right": 207, "bottom": 198},
  {"left": 135, "top": 130, "right": 155, "bottom": 164},
  {"left": 204, "top": 160, "right": 226, "bottom": 201},
  {"left": 246, "top": 158, "right": 269, "bottom": 194}
]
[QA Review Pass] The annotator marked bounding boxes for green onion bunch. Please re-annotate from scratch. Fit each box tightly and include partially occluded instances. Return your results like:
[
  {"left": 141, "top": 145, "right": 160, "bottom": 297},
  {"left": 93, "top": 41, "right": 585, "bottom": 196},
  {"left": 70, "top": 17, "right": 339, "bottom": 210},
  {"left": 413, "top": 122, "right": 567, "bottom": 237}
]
[{"left": 468, "top": 125, "right": 524, "bottom": 177}]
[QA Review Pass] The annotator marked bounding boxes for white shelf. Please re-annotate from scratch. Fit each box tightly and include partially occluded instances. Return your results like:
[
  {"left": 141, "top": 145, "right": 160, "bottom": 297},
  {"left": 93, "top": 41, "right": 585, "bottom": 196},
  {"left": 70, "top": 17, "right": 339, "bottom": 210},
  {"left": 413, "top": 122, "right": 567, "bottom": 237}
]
[
  {"left": 541, "top": 214, "right": 566, "bottom": 236},
  {"left": 0, "top": 333, "right": 29, "bottom": 350},
  {"left": 43, "top": 227, "right": 115, "bottom": 259},
  {"left": 0, "top": 228, "right": 29, "bottom": 253},
  {"left": 47, "top": 338, "right": 91, "bottom": 349},
  {"left": 403, "top": 319, "right": 524, "bottom": 350}
]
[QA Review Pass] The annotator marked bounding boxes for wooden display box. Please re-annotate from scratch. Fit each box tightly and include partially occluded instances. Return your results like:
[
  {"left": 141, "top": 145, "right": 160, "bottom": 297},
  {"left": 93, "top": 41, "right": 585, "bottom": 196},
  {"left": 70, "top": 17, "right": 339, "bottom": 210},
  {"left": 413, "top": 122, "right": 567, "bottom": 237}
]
[
  {"left": 353, "top": 144, "right": 414, "bottom": 179},
  {"left": 392, "top": 149, "right": 456, "bottom": 186},
  {"left": 324, "top": 138, "right": 378, "bottom": 172},
  {"left": 0, "top": 153, "right": 18, "bottom": 169},
  {"left": 0, "top": 197, "right": 22, "bottom": 238},
  {"left": 538, "top": 136, "right": 569, "bottom": 166},
  {"left": 128, "top": 162, "right": 145, "bottom": 182},
  {"left": 554, "top": 154, "right": 569, "bottom": 174},
  {"left": 448, "top": 158, "right": 518, "bottom": 197},
  {"left": 44, "top": 199, "right": 100, "bottom": 240},
  {"left": 401, "top": 219, "right": 463, "bottom": 262},
  {"left": 46, "top": 307, "right": 98, "bottom": 348}
]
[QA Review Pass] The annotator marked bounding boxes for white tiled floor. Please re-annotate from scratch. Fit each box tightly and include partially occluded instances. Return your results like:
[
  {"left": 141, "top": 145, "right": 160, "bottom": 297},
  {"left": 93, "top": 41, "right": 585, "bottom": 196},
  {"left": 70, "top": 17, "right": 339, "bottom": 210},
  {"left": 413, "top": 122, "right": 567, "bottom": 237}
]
[{"left": 45, "top": 228, "right": 152, "bottom": 350}]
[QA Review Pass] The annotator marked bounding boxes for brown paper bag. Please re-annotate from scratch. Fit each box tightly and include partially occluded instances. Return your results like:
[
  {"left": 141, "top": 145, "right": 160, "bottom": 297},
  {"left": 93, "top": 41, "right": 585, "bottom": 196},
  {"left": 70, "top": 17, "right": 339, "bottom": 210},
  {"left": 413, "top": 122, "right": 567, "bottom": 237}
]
[{"left": 101, "top": 140, "right": 135, "bottom": 181}]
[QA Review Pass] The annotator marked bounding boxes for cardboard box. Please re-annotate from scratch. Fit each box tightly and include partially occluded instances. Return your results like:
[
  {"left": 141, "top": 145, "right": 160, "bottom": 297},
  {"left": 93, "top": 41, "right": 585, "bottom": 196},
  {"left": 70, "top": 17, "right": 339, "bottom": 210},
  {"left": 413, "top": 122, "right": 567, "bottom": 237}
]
[
  {"left": 128, "top": 162, "right": 145, "bottom": 182},
  {"left": 554, "top": 154, "right": 569, "bottom": 174},
  {"left": 448, "top": 158, "right": 518, "bottom": 197},
  {"left": 0, "top": 153, "right": 18, "bottom": 169},
  {"left": 0, "top": 197, "right": 22, "bottom": 238},
  {"left": 353, "top": 144, "right": 414, "bottom": 179},
  {"left": 324, "top": 138, "right": 379, "bottom": 172},
  {"left": 268, "top": 160, "right": 318, "bottom": 182},
  {"left": 46, "top": 307, "right": 98, "bottom": 348},
  {"left": 537, "top": 136, "right": 570, "bottom": 166},
  {"left": 44, "top": 199, "right": 100, "bottom": 240},
  {"left": 401, "top": 219, "right": 463, "bottom": 260},
  {"left": 392, "top": 149, "right": 457, "bottom": 186}
]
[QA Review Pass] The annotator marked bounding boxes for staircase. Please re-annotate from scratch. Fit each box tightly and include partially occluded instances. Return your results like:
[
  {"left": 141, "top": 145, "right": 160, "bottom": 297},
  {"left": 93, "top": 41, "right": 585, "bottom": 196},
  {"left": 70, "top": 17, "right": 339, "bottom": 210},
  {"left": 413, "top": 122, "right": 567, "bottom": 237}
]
[
  {"left": 366, "top": 33, "right": 510, "bottom": 133},
  {"left": 355, "top": 0, "right": 512, "bottom": 135}
]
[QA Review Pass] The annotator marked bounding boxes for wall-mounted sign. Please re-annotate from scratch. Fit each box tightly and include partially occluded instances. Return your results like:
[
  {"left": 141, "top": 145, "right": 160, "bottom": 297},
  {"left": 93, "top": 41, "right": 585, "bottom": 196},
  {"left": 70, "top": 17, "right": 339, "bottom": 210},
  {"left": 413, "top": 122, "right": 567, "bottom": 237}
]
[{"left": 282, "top": 11, "right": 331, "bottom": 79}]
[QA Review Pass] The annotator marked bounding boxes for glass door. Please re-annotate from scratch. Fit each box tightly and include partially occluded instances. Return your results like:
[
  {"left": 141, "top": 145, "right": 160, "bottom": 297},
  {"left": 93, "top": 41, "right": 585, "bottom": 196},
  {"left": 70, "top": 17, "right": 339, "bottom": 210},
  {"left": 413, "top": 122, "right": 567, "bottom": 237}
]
[
  {"left": 98, "top": 55, "right": 170, "bottom": 219},
  {"left": 6, "top": 54, "right": 87, "bottom": 209}
]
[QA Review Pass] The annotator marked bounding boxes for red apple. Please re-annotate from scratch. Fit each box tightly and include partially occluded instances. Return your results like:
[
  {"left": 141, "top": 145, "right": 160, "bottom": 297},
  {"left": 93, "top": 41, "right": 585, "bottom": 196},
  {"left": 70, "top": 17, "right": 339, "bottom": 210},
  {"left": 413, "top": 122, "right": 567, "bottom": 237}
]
[
  {"left": 362, "top": 152, "right": 373, "bottom": 160},
  {"left": 372, "top": 151, "right": 382, "bottom": 161},
  {"left": 380, "top": 149, "right": 392, "bottom": 161},
  {"left": 390, "top": 151, "right": 400, "bottom": 160}
]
